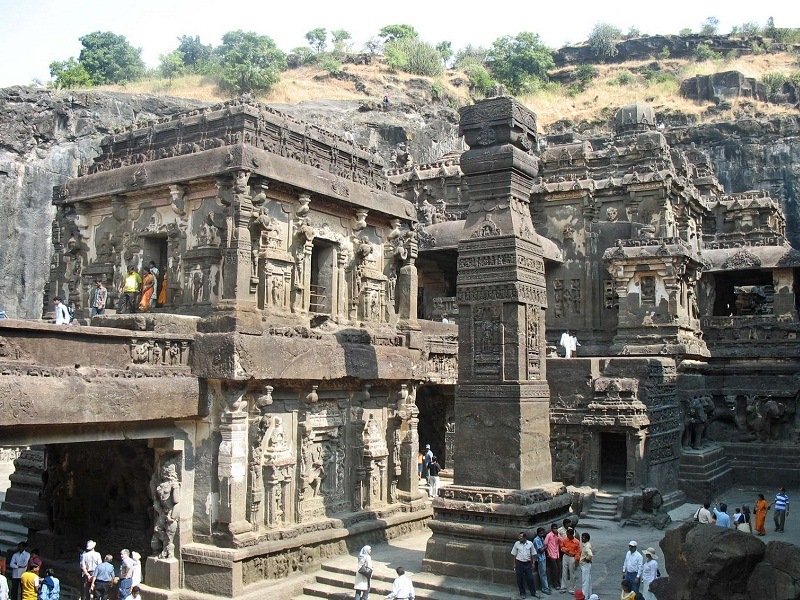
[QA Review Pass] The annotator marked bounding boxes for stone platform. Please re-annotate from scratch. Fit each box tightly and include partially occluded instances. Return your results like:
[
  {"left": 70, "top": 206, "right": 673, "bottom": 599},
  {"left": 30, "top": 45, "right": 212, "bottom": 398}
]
[
  {"left": 678, "top": 444, "right": 734, "bottom": 501},
  {"left": 722, "top": 442, "right": 800, "bottom": 487}
]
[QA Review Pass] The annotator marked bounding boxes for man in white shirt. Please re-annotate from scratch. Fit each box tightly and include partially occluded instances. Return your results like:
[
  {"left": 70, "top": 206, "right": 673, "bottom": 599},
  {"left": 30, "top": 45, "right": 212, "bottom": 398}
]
[
  {"left": 0, "top": 570, "right": 9, "bottom": 600},
  {"left": 511, "top": 532, "right": 539, "bottom": 599},
  {"left": 80, "top": 540, "right": 102, "bottom": 600},
  {"left": 386, "top": 567, "right": 415, "bottom": 600},
  {"left": 52, "top": 297, "right": 70, "bottom": 325},
  {"left": 8, "top": 542, "right": 30, "bottom": 600},
  {"left": 622, "top": 540, "right": 643, "bottom": 593},
  {"left": 696, "top": 502, "right": 713, "bottom": 524}
]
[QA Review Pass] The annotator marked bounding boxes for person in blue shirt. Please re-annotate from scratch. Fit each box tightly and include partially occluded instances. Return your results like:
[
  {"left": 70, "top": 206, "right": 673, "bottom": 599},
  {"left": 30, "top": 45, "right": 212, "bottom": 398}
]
[
  {"left": 771, "top": 488, "right": 789, "bottom": 532},
  {"left": 533, "top": 527, "right": 552, "bottom": 595},
  {"left": 712, "top": 502, "right": 731, "bottom": 528}
]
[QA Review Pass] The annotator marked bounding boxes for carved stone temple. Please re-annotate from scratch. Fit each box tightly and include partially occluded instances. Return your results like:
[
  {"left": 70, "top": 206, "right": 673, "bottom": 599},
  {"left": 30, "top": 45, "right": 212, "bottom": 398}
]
[{"left": 1, "top": 96, "right": 799, "bottom": 597}]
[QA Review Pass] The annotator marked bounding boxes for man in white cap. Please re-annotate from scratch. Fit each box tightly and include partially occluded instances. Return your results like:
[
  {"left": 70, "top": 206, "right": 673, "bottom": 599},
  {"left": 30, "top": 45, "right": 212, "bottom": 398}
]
[
  {"left": 80, "top": 540, "right": 101, "bottom": 600},
  {"left": 621, "top": 540, "right": 642, "bottom": 593}
]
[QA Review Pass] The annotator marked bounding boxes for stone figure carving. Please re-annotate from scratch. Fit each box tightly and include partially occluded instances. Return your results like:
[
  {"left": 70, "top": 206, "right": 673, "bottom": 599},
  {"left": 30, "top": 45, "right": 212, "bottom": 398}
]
[
  {"left": 300, "top": 423, "right": 325, "bottom": 498},
  {"left": 151, "top": 463, "right": 180, "bottom": 559},
  {"left": 606, "top": 206, "right": 618, "bottom": 222},
  {"left": 681, "top": 395, "right": 714, "bottom": 449},
  {"left": 271, "top": 272, "right": 284, "bottom": 307},
  {"left": 197, "top": 214, "right": 219, "bottom": 247}
]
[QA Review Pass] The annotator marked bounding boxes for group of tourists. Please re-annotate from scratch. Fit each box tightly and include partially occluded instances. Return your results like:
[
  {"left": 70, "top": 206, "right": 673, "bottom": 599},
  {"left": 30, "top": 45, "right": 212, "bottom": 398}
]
[
  {"left": 353, "top": 545, "right": 415, "bottom": 600},
  {"left": 116, "top": 261, "right": 164, "bottom": 314},
  {"left": 620, "top": 540, "right": 659, "bottom": 600},
  {"left": 417, "top": 444, "right": 441, "bottom": 499},
  {"left": 79, "top": 540, "right": 142, "bottom": 600},
  {"left": 694, "top": 487, "right": 789, "bottom": 535},
  {"left": 511, "top": 520, "right": 594, "bottom": 599},
  {"left": 1, "top": 541, "right": 58, "bottom": 600}
]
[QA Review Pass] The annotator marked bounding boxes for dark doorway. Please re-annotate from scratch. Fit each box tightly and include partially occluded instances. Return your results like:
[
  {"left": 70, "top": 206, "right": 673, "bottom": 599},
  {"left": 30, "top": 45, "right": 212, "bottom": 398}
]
[
  {"left": 600, "top": 432, "right": 627, "bottom": 489},
  {"left": 310, "top": 240, "right": 335, "bottom": 315}
]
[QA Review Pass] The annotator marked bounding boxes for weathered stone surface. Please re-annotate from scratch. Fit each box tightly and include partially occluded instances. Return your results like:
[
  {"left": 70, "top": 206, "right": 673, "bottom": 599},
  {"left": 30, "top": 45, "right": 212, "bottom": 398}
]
[{"left": 681, "top": 70, "right": 768, "bottom": 104}]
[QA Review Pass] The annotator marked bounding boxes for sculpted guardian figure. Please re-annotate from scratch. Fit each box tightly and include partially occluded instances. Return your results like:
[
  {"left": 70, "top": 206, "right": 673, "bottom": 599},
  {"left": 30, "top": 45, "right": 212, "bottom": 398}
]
[{"left": 152, "top": 464, "right": 181, "bottom": 559}]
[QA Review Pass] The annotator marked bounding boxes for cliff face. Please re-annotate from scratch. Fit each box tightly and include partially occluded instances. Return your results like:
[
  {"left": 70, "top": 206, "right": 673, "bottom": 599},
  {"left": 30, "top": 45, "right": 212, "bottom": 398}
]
[{"left": 667, "top": 116, "right": 800, "bottom": 247}]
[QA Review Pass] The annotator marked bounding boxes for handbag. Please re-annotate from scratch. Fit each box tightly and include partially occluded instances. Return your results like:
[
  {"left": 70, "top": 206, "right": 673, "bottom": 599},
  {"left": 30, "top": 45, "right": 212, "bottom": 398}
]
[{"left": 358, "top": 563, "right": 373, "bottom": 578}]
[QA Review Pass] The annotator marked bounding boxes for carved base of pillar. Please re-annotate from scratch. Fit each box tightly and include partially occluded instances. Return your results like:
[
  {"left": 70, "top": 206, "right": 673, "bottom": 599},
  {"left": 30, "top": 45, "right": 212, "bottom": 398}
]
[
  {"left": 422, "top": 482, "right": 572, "bottom": 583},
  {"left": 198, "top": 300, "right": 262, "bottom": 334},
  {"left": 146, "top": 557, "right": 180, "bottom": 590},
  {"left": 677, "top": 443, "right": 733, "bottom": 502}
]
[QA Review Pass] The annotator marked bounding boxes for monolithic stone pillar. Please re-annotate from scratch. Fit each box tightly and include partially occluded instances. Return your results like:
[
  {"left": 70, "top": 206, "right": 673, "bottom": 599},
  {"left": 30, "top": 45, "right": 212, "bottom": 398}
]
[
  {"left": 219, "top": 171, "right": 255, "bottom": 302},
  {"left": 395, "top": 383, "right": 424, "bottom": 501},
  {"left": 217, "top": 383, "right": 251, "bottom": 538}
]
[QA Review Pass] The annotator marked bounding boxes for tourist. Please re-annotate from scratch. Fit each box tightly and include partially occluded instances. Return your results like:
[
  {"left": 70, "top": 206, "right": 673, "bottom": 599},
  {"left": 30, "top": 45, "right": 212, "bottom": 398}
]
[
  {"left": 0, "top": 569, "right": 8, "bottom": 600},
  {"left": 20, "top": 558, "right": 40, "bottom": 600},
  {"left": 511, "top": 532, "right": 538, "bottom": 599},
  {"left": 573, "top": 591, "right": 584, "bottom": 600},
  {"left": 119, "top": 266, "right": 142, "bottom": 314},
  {"left": 80, "top": 540, "right": 101, "bottom": 600},
  {"left": 559, "top": 528, "right": 580, "bottom": 594},
  {"left": 386, "top": 567, "right": 415, "bottom": 600},
  {"left": 25, "top": 551, "right": 39, "bottom": 571},
  {"left": 637, "top": 547, "right": 659, "bottom": 600},
  {"left": 557, "top": 518, "right": 573, "bottom": 540},
  {"left": 423, "top": 445, "right": 433, "bottom": 481},
  {"left": 138, "top": 267, "right": 156, "bottom": 312},
  {"left": 533, "top": 527, "right": 551, "bottom": 595},
  {"left": 38, "top": 568, "right": 60, "bottom": 600},
  {"left": 733, "top": 508, "right": 750, "bottom": 533},
  {"left": 696, "top": 502, "right": 713, "bottom": 524},
  {"left": 89, "top": 555, "right": 115, "bottom": 600},
  {"left": 52, "top": 297, "right": 70, "bottom": 325},
  {"left": 712, "top": 502, "right": 730, "bottom": 528},
  {"left": 754, "top": 494, "right": 769, "bottom": 536},
  {"left": 124, "top": 585, "right": 142, "bottom": 600},
  {"left": 620, "top": 579, "right": 636, "bottom": 600},
  {"left": 588, "top": 595, "right": 598, "bottom": 600},
  {"left": 428, "top": 456, "right": 441, "bottom": 498},
  {"left": 621, "top": 540, "right": 642, "bottom": 593},
  {"left": 353, "top": 545, "right": 371, "bottom": 600},
  {"left": 544, "top": 523, "right": 561, "bottom": 591},
  {"left": 9, "top": 542, "right": 30, "bottom": 600},
  {"left": 130, "top": 552, "right": 142, "bottom": 588},
  {"left": 148, "top": 261, "right": 160, "bottom": 308},
  {"left": 118, "top": 549, "right": 134, "bottom": 599},
  {"left": 89, "top": 280, "right": 107, "bottom": 317},
  {"left": 417, "top": 451, "right": 424, "bottom": 480},
  {"left": 771, "top": 487, "right": 789, "bottom": 532},
  {"left": 441, "top": 314, "right": 450, "bottom": 324},
  {"left": 578, "top": 532, "right": 592, "bottom": 599}
]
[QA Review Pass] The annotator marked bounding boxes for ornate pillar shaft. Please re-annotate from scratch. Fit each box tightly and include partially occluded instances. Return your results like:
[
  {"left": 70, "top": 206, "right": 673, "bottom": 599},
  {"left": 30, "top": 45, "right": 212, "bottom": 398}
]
[
  {"left": 219, "top": 171, "right": 255, "bottom": 302},
  {"left": 217, "top": 384, "right": 251, "bottom": 537}
]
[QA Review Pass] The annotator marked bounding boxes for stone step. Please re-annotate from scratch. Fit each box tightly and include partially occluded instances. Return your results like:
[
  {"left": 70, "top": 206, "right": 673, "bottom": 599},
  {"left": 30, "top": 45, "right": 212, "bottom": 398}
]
[
  {"left": 587, "top": 507, "right": 617, "bottom": 518},
  {"left": 304, "top": 572, "right": 507, "bottom": 600},
  {"left": 0, "top": 509, "right": 28, "bottom": 548}
]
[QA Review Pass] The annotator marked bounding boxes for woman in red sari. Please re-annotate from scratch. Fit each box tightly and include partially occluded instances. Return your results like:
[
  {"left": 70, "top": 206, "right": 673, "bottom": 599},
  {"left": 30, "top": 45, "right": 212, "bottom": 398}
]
[
  {"left": 138, "top": 267, "right": 155, "bottom": 312},
  {"left": 754, "top": 493, "right": 768, "bottom": 536}
]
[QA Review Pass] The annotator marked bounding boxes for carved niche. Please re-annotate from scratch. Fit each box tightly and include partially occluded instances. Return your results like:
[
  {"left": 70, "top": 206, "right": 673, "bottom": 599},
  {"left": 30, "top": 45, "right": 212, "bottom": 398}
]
[{"left": 298, "top": 406, "right": 346, "bottom": 521}]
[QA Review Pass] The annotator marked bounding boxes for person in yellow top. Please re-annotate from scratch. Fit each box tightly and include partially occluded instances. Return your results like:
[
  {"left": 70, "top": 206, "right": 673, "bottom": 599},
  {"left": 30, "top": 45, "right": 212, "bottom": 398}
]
[
  {"left": 20, "top": 558, "right": 41, "bottom": 600},
  {"left": 120, "top": 266, "right": 142, "bottom": 314}
]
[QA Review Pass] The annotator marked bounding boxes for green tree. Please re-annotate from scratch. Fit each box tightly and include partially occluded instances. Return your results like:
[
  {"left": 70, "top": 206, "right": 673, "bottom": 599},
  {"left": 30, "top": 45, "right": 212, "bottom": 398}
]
[
  {"left": 588, "top": 22, "right": 622, "bottom": 59},
  {"left": 740, "top": 22, "right": 761, "bottom": 37},
  {"left": 378, "top": 24, "right": 418, "bottom": 43},
  {"left": 765, "top": 17, "right": 777, "bottom": 38},
  {"left": 77, "top": 31, "right": 145, "bottom": 84},
  {"left": 700, "top": 17, "right": 720, "bottom": 35},
  {"left": 436, "top": 41, "right": 453, "bottom": 66},
  {"left": 305, "top": 28, "right": 327, "bottom": 53},
  {"left": 487, "top": 32, "right": 554, "bottom": 94},
  {"left": 287, "top": 46, "right": 317, "bottom": 69},
  {"left": 384, "top": 37, "right": 443, "bottom": 77},
  {"left": 331, "top": 29, "right": 352, "bottom": 55},
  {"left": 216, "top": 30, "right": 287, "bottom": 95},
  {"left": 159, "top": 51, "right": 185, "bottom": 81},
  {"left": 454, "top": 44, "right": 488, "bottom": 69},
  {"left": 679, "top": 28, "right": 693, "bottom": 37},
  {"left": 176, "top": 35, "right": 213, "bottom": 71},
  {"left": 49, "top": 58, "right": 93, "bottom": 89}
]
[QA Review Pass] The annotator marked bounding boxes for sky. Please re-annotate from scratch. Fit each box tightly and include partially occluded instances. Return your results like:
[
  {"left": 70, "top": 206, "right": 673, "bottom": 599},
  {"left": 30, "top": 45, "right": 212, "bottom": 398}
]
[{"left": 0, "top": 0, "right": 797, "bottom": 87}]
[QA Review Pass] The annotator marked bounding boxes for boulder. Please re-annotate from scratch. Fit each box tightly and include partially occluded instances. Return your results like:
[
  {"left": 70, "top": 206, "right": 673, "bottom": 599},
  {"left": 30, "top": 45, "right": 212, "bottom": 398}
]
[{"left": 746, "top": 541, "right": 800, "bottom": 600}]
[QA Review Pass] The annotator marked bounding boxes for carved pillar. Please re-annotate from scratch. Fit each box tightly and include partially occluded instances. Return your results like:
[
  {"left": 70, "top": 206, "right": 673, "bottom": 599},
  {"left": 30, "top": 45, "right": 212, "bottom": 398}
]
[
  {"left": 395, "top": 383, "right": 423, "bottom": 500},
  {"left": 397, "top": 234, "right": 419, "bottom": 327},
  {"left": 218, "top": 171, "right": 255, "bottom": 303},
  {"left": 262, "top": 411, "right": 295, "bottom": 528},
  {"left": 216, "top": 382, "right": 251, "bottom": 537},
  {"left": 336, "top": 250, "right": 349, "bottom": 322},
  {"left": 351, "top": 400, "right": 366, "bottom": 511},
  {"left": 362, "top": 414, "right": 389, "bottom": 510}
]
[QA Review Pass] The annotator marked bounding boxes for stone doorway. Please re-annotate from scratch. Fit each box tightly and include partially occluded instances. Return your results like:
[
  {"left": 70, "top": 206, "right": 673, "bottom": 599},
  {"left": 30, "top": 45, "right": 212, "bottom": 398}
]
[
  {"left": 600, "top": 432, "right": 627, "bottom": 489},
  {"left": 415, "top": 385, "right": 454, "bottom": 468},
  {"left": 310, "top": 239, "right": 335, "bottom": 315}
]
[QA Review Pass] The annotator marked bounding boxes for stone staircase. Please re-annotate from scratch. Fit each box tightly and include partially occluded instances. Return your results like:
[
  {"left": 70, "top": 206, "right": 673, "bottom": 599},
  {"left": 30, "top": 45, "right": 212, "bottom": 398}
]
[
  {"left": 584, "top": 491, "right": 619, "bottom": 522},
  {"left": 722, "top": 442, "right": 800, "bottom": 487},
  {"left": 0, "top": 448, "right": 45, "bottom": 550}
]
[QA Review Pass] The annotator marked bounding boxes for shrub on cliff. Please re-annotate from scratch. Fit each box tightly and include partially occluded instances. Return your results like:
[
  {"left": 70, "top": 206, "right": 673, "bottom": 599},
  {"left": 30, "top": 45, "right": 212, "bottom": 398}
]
[
  {"left": 77, "top": 31, "right": 145, "bottom": 85},
  {"left": 385, "top": 37, "right": 444, "bottom": 77},
  {"left": 487, "top": 32, "right": 554, "bottom": 94},
  {"left": 588, "top": 22, "right": 622, "bottom": 60},
  {"left": 216, "top": 30, "right": 287, "bottom": 95},
  {"left": 49, "top": 58, "right": 93, "bottom": 89}
]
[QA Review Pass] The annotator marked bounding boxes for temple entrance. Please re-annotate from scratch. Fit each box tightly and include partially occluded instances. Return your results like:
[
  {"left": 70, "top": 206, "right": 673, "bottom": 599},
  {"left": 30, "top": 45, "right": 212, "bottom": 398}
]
[
  {"left": 415, "top": 385, "right": 455, "bottom": 468},
  {"left": 310, "top": 240, "right": 335, "bottom": 315},
  {"left": 600, "top": 432, "right": 627, "bottom": 489}
]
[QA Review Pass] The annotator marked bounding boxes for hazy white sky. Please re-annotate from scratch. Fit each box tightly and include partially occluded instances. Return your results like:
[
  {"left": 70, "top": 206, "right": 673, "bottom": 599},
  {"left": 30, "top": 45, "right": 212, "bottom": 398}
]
[{"left": 0, "top": 0, "right": 796, "bottom": 87}]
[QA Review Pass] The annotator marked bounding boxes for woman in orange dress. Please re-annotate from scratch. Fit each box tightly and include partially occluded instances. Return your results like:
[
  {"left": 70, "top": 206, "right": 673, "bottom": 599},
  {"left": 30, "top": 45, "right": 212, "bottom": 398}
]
[
  {"left": 157, "top": 271, "right": 168, "bottom": 306},
  {"left": 138, "top": 268, "right": 155, "bottom": 312},
  {"left": 754, "top": 493, "right": 768, "bottom": 536}
]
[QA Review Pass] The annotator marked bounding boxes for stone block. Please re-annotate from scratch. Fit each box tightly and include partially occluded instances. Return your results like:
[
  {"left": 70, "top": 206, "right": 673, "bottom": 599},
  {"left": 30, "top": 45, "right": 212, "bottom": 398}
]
[
  {"left": 146, "top": 557, "right": 180, "bottom": 590},
  {"left": 677, "top": 444, "right": 734, "bottom": 501}
]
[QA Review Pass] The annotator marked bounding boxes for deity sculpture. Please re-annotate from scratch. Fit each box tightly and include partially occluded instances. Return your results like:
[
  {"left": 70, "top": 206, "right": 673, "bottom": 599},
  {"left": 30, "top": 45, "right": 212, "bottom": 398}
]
[{"left": 151, "top": 463, "right": 180, "bottom": 559}]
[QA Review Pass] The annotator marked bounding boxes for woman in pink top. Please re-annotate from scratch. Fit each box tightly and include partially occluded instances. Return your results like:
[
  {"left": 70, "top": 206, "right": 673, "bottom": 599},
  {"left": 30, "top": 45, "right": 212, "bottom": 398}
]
[{"left": 544, "top": 522, "right": 562, "bottom": 590}]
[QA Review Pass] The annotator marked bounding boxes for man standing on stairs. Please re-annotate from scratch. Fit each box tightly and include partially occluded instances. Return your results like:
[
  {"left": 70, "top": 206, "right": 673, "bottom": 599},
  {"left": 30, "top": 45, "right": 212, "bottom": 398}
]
[
  {"left": 621, "top": 541, "right": 642, "bottom": 594},
  {"left": 8, "top": 542, "right": 29, "bottom": 600},
  {"left": 386, "top": 567, "right": 415, "bottom": 600}
]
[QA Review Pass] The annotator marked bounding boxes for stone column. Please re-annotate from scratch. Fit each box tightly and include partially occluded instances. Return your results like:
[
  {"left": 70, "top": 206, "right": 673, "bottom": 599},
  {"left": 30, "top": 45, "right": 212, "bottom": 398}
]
[
  {"left": 217, "top": 382, "right": 252, "bottom": 538},
  {"left": 397, "top": 234, "right": 419, "bottom": 327},
  {"left": 395, "top": 383, "right": 424, "bottom": 502},
  {"left": 423, "top": 97, "right": 571, "bottom": 583}
]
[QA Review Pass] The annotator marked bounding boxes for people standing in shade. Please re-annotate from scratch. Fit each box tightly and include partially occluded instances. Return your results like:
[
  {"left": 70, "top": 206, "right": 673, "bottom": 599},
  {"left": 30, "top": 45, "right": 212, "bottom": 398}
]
[
  {"left": 771, "top": 487, "right": 789, "bottom": 532},
  {"left": 427, "top": 457, "right": 441, "bottom": 499},
  {"left": 353, "top": 545, "right": 371, "bottom": 600},
  {"left": 118, "top": 549, "right": 134, "bottom": 599},
  {"left": 417, "top": 451, "right": 424, "bottom": 480},
  {"left": 733, "top": 508, "right": 750, "bottom": 533},
  {"left": 637, "top": 547, "right": 659, "bottom": 600},
  {"left": 89, "top": 555, "right": 115, "bottom": 600},
  {"left": 138, "top": 267, "right": 156, "bottom": 312},
  {"left": 559, "top": 528, "right": 580, "bottom": 594},
  {"left": 52, "top": 297, "right": 70, "bottom": 325},
  {"left": 533, "top": 527, "right": 552, "bottom": 595},
  {"left": 9, "top": 542, "right": 30, "bottom": 600},
  {"left": 621, "top": 540, "right": 642, "bottom": 594},
  {"left": 511, "top": 532, "right": 539, "bottom": 599},
  {"left": 544, "top": 523, "right": 561, "bottom": 591},
  {"left": 148, "top": 261, "right": 160, "bottom": 308},
  {"left": 578, "top": 533, "right": 592, "bottom": 599},
  {"left": 120, "top": 266, "right": 142, "bottom": 314},
  {"left": 696, "top": 502, "right": 713, "bottom": 524},
  {"left": 386, "top": 567, "right": 415, "bottom": 600},
  {"left": 712, "top": 502, "right": 730, "bottom": 528},
  {"left": 38, "top": 568, "right": 60, "bottom": 600},
  {"left": 754, "top": 493, "right": 769, "bottom": 536},
  {"left": 0, "top": 569, "right": 8, "bottom": 600},
  {"left": 423, "top": 445, "right": 433, "bottom": 481},
  {"left": 80, "top": 540, "right": 101, "bottom": 600},
  {"left": 130, "top": 552, "right": 142, "bottom": 589},
  {"left": 124, "top": 585, "right": 142, "bottom": 600},
  {"left": 19, "top": 558, "right": 40, "bottom": 600},
  {"left": 620, "top": 579, "right": 636, "bottom": 600},
  {"left": 89, "top": 280, "right": 108, "bottom": 317}
]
